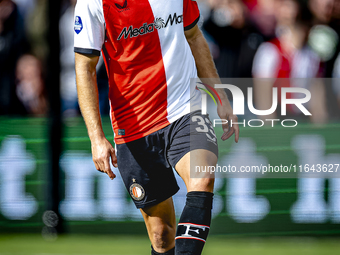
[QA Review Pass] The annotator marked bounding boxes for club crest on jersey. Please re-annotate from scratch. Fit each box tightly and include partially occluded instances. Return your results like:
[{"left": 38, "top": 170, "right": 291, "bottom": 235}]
[
  {"left": 74, "top": 16, "right": 83, "bottom": 34},
  {"left": 118, "top": 13, "right": 183, "bottom": 40},
  {"left": 130, "top": 182, "right": 145, "bottom": 201}
]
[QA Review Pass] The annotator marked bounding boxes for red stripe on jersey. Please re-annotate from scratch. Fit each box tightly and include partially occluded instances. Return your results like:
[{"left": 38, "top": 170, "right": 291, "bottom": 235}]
[
  {"left": 102, "top": 0, "right": 169, "bottom": 144},
  {"left": 183, "top": 0, "right": 200, "bottom": 29}
]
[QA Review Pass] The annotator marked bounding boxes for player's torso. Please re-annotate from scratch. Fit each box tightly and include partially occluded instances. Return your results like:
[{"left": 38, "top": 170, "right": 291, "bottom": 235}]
[{"left": 101, "top": 0, "right": 198, "bottom": 144}]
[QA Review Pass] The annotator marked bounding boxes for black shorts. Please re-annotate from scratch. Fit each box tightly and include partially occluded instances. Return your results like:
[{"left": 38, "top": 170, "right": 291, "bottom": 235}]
[{"left": 116, "top": 110, "right": 218, "bottom": 209}]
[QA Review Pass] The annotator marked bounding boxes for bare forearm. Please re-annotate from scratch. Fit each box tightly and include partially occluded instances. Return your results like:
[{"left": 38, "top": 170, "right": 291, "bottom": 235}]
[
  {"left": 186, "top": 27, "right": 230, "bottom": 108},
  {"left": 186, "top": 25, "right": 239, "bottom": 142},
  {"left": 187, "top": 31, "right": 219, "bottom": 81},
  {"left": 75, "top": 53, "right": 104, "bottom": 141}
]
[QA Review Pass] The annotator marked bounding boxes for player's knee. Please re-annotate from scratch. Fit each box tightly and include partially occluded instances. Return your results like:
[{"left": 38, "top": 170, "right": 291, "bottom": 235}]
[
  {"left": 151, "top": 224, "right": 175, "bottom": 250},
  {"left": 188, "top": 177, "right": 215, "bottom": 193}
]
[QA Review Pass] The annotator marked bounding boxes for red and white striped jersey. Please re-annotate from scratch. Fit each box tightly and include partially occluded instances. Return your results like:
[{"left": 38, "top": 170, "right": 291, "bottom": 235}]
[{"left": 74, "top": 0, "right": 201, "bottom": 144}]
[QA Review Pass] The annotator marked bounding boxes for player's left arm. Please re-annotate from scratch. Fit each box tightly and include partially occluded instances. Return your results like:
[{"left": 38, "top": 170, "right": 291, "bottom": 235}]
[{"left": 185, "top": 25, "right": 239, "bottom": 142}]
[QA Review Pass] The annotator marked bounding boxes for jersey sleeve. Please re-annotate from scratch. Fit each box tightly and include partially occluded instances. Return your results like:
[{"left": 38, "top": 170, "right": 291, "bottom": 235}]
[
  {"left": 74, "top": 0, "right": 105, "bottom": 56},
  {"left": 183, "top": 0, "right": 200, "bottom": 31}
]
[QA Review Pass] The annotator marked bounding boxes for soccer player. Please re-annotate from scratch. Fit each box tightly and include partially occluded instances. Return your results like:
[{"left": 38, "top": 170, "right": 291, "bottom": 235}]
[{"left": 74, "top": 1, "right": 239, "bottom": 254}]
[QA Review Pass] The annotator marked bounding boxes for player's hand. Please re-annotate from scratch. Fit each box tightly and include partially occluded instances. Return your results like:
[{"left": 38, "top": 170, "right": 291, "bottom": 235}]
[
  {"left": 217, "top": 103, "right": 239, "bottom": 143},
  {"left": 91, "top": 137, "right": 117, "bottom": 180}
]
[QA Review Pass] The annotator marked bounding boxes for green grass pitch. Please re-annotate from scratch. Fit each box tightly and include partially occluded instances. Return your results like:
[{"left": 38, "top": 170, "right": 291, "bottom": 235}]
[{"left": 1, "top": 235, "right": 340, "bottom": 255}]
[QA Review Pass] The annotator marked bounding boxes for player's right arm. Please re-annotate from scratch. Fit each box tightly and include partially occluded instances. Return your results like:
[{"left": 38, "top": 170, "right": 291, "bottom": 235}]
[
  {"left": 74, "top": 0, "right": 116, "bottom": 179},
  {"left": 75, "top": 53, "right": 117, "bottom": 180}
]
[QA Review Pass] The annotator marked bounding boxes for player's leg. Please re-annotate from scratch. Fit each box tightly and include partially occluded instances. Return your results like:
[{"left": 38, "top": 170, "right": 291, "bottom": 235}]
[
  {"left": 140, "top": 197, "right": 176, "bottom": 255},
  {"left": 174, "top": 149, "right": 216, "bottom": 255},
  {"left": 115, "top": 131, "right": 180, "bottom": 255},
  {"left": 175, "top": 149, "right": 216, "bottom": 192},
  {"left": 165, "top": 110, "right": 218, "bottom": 255}
]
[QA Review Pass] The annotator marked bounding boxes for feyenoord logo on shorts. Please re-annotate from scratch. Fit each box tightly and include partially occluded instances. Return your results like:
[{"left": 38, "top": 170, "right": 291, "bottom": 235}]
[{"left": 129, "top": 181, "right": 145, "bottom": 201}]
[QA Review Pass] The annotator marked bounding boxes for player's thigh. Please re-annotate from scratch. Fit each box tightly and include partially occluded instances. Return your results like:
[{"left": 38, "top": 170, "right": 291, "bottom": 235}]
[
  {"left": 140, "top": 197, "right": 176, "bottom": 248},
  {"left": 166, "top": 111, "right": 218, "bottom": 192},
  {"left": 175, "top": 149, "right": 217, "bottom": 192}
]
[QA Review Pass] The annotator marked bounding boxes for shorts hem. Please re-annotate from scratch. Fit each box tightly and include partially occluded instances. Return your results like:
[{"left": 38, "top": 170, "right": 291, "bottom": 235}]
[
  {"left": 170, "top": 147, "right": 218, "bottom": 169},
  {"left": 134, "top": 187, "right": 180, "bottom": 209}
]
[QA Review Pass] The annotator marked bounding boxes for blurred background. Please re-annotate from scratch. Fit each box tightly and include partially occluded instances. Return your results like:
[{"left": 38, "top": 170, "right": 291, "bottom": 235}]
[{"left": 0, "top": 0, "right": 340, "bottom": 254}]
